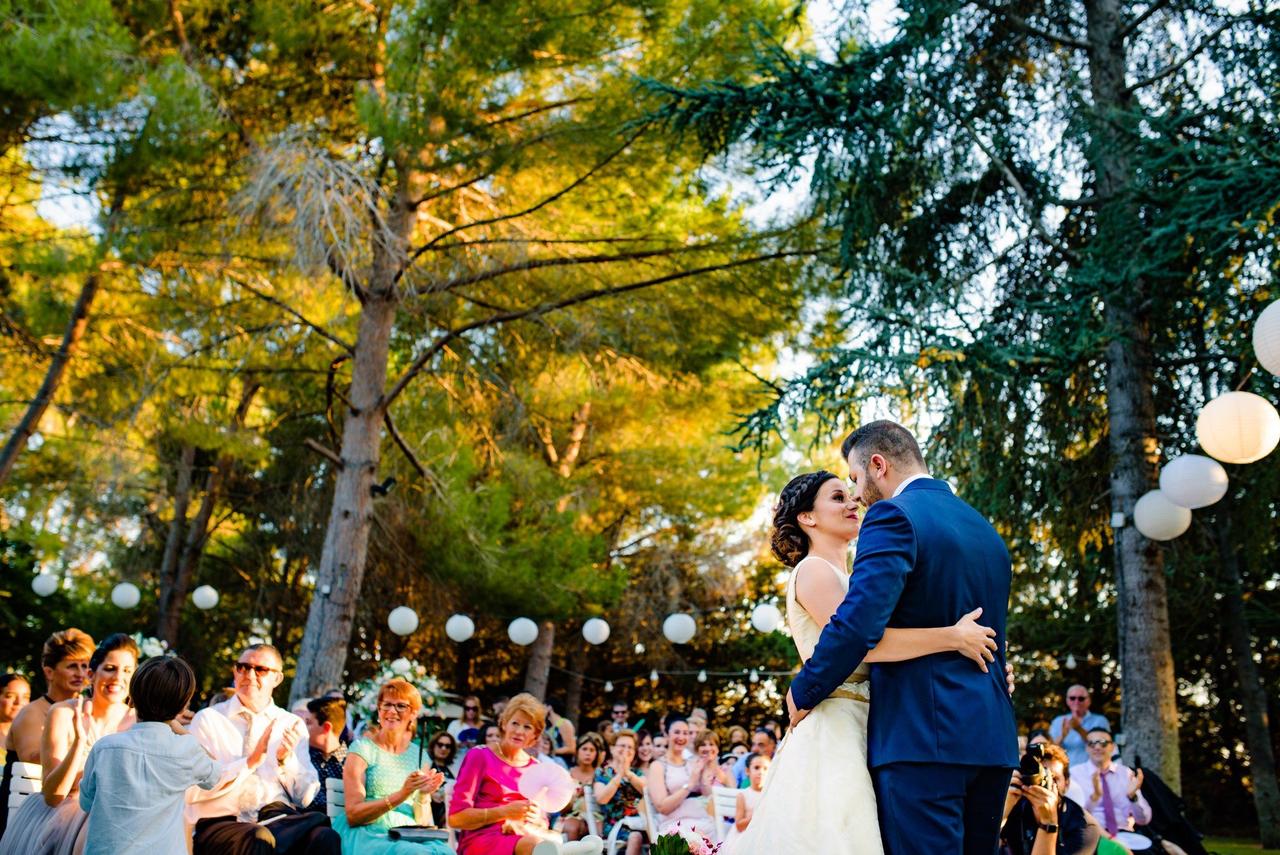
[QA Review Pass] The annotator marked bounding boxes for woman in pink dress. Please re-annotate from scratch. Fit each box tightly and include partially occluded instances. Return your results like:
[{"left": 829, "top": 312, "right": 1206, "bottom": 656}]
[{"left": 448, "top": 693, "right": 554, "bottom": 855}]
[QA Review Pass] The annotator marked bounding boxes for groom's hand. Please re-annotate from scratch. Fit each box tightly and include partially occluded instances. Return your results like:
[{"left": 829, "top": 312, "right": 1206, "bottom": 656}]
[{"left": 786, "top": 688, "right": 810, "bottom": 730}]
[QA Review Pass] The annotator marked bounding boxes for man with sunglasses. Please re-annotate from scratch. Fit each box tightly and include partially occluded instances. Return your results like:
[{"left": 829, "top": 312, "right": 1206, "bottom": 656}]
[
  {"left": 1049, "top": 685, "right": 1110, "bottom": 767},
  {"left": 1070, "top": 728, "right": 1150, "bottom": 842},
  {"left": 186, "top": 644, "right": 338, "bottom": 855}
]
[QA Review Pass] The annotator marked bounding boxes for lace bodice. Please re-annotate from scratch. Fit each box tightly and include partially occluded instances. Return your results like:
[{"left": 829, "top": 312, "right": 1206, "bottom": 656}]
[{"left": 786, "top": 555, "right": 870, "bottom": 685}]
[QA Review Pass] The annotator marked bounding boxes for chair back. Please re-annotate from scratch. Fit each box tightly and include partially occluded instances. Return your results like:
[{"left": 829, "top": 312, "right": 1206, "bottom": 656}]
[
  {"left": 6, "top": 762, "right": 42, "bottom": 823},
  {"left": 710, "top": 785, "right": 739, "bottom": 843},
  {"left": 583, "top": 777, "right": 601, "bottom": 838},
  {"left": 325, "top": 776, "right": 345, "bottom": 820},
  {"left": 638, "top": 792, "right": 661, "bottom": 839}
]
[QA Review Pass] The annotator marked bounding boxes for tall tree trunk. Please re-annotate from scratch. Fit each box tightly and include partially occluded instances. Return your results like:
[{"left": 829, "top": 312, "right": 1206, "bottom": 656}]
[
  {"left": 0, "top": 273, "right": 100, "bottom": 488},
  {"left": 1086, "top": 0, "right": 1181, "bottom": 789},
  {"left": 291, "top": 291, "right": 399, "bottom": 701},
  {"left": 524, "top": 620, "right": 555, "bottom": 700},
  {"left": 1213, "top": 504, "right": 1280, "bottom": 846},
  {"left": 154, "top": 443, "right": 196, "bottom": 640},
  {"left": 565, "top": 639, "right": 587, "bottom": 728}
]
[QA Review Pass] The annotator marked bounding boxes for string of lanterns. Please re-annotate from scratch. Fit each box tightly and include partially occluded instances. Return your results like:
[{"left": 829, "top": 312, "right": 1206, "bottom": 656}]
[
  {"left": 31, "top": 575, "right": 222, "bottom": 612},
  {"left": 1128, "top": 302, "right": 1280, "bottom": 541}
]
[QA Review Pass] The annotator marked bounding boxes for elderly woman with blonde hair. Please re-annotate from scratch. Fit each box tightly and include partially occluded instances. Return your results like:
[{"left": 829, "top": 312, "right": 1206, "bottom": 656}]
[
  {"left": 334, "top": 678, "right": 452, "bottom": 854},
  {"left": 449, "top": 693, "right": 560, "bottom": 855}
]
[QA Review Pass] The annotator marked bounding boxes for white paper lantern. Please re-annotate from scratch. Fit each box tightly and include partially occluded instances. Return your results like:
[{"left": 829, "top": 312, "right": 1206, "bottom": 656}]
[
  {"left": 1159, "top": 454, "right": 1229, "bottom": 509},
  {"left": 750, "top": 603, "right": 782, "bottom": 633},
  {"left": 508, "top": 617, "right": 539, "bottom": 646},
  {"left": 191, "top": 585, "right": 219, "bottom": 610},
  {"left": 1132, "top": 490, "right": 1192, "bottom": 541},
  {"left": 31, "top": 573, "right": 58, "bottom": 597},
  {"left": 582, "top": 618, "right": 611, "bottom": 645},
  {"left": 111, "top": 582, "right": 141, "bottom": 609},
  {"left": 445, "top": 614, "right": 475, "bottom": 643},
  {"left": 390, "top": 657, "right": 411, "bottom": 675},
  {"left": 387, "top": 606, "right": 419, "bottom": 636},
  {"left": 1253, "top": 300, "right": 1280, "bottom": 376},
  {"left": 1196, "top": 391, "right": 1280, "bottom": 464},
  {"left": 662, "top": 613, "right": 696, "bottom": 645}
]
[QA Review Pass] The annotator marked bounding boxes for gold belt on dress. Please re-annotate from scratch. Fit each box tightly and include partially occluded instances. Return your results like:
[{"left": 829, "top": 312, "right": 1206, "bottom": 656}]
[{"left": 827, "top": 688, "right": 869, "bottom": 703}]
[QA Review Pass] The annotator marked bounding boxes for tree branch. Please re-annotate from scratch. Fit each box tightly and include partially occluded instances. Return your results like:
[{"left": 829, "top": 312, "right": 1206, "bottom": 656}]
[
  {"left": 383, "top": 408, "right": 427, "bottom": 478},
  {"left": 303, "top": 438, "right": 344, "bottom": 469},
  {"left": 1119, "top": 0, "right": 1174, "bottom": 40},
  {"left": 1125, "top": 21, "right": 1234, "bottom": 93},
  {"left": 382, "top": 247, "right": 818, "bottom": 408},
  {"left": 970, "top": 0, "right": 1091, "bottom": 50},
  {"left": 227, "top": 274, "right": 355, "bottom": 353}
]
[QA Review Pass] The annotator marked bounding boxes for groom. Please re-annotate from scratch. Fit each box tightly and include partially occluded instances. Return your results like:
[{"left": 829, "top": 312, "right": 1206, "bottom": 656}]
[{"left": 786, "top": 420, "right": 1018, "bottom": 855}]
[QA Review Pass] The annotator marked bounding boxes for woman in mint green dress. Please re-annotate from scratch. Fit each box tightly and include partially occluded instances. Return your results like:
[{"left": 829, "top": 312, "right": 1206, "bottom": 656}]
[{"left": 334, "top": 679, "right": 455, "bottom": 854}]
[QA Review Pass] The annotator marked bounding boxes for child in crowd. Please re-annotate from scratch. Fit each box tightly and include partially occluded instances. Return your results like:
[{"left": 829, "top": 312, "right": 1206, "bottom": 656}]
[
  {"left": 722, "top": 752, "right": 770, "bottom": 849},
  {"left": 79, "top": 656, "right": 221, "bottom": 855}
]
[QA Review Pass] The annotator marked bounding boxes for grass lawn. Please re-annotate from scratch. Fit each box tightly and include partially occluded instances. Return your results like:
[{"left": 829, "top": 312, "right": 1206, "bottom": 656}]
[{"left": 1203, "top": 837, "right": 1280, "bottom": 855}]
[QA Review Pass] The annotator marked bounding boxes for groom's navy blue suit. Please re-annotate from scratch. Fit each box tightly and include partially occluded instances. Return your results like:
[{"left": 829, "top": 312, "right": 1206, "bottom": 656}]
[{"left": 789, "top": 477, "right": 1018, "bottom": 855}]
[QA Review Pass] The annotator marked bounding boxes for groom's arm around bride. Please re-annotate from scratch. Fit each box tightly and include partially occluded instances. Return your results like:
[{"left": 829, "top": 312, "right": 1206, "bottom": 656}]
[{"left": 786, "top": 421, "right": 1018, "bottom": 855}]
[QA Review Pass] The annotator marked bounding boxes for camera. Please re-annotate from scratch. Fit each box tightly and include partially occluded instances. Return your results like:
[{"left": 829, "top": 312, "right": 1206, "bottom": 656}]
[{"left": 1019, "top": 743, "right": 1050, "bottom": 790}]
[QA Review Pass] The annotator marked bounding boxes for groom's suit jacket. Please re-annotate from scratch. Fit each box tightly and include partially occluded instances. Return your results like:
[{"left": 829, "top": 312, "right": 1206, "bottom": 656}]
[{"left": 789, "top": 477, "right": 1018, "bottom": 769}]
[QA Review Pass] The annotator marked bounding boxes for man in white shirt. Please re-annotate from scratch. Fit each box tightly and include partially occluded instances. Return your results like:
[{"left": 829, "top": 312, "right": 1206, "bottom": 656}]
[
  {"left": 187, "top": 644, "right": 338, "bottom": 855},
  {"left": 1069, "top": 727, "right": 1150, "bottom": 839}
]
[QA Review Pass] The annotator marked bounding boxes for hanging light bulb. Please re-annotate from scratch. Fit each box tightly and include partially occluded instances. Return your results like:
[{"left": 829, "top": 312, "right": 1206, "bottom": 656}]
[
  {"left": 749, "top": 668, "right": 760, "bottom": 683},
  {"left": 1065, "top": 654, "right": 1077, "bottom": 670},
  {"left": 697, "top": 669, "right": 707, "bottom": 683},
  {"left": 634, "top": 642, "right": 646, "bottom": 655},
  {"left": 604, "top": 680, "right": 613, "bottom": 693},
  {"left": 649, "top": 669, "right": 659, "bottom": 683}
]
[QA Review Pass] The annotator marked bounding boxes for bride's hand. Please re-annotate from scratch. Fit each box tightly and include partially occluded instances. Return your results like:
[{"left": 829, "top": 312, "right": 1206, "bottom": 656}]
[{"left": 952, "top": 607, "right": 997, "bottom": 672}]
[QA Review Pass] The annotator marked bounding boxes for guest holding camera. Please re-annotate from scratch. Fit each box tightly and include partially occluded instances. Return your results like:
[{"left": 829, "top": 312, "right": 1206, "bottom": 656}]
[{"left": 1001, "top": 742, "right": 1101, "bottom": 855}]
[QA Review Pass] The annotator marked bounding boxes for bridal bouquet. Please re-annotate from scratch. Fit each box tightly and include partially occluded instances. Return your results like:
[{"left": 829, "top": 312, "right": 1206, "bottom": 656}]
[{"left": 650, "top": 824, "right": 720, "bottom": 855}]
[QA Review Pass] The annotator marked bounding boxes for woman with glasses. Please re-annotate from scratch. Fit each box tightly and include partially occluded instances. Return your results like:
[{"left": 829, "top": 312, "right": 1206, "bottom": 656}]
[
  {"left": 426, "top": 732, "right": 458, "bottom": 827},
  {"left": 334, "top": 679, "right": 452, "bottom": 854},
  {"left": 448, "top": 696, "right": 484, "bottom": 746}
]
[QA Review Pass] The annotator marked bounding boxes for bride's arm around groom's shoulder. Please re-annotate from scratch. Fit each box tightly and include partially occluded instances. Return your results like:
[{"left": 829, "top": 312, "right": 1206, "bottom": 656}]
[{"left": 786, "top": 501, "right": 916, "bottom": 722}]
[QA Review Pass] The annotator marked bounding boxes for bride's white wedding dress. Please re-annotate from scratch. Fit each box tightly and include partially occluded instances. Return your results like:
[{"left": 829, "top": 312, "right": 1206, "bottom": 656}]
[{"left": 726, "top": 555, "right": 884, "bottom": 855}]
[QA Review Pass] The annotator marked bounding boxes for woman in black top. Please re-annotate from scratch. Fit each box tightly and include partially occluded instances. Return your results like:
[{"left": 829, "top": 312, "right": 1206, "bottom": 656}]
[{"left": 1001, "top": 742, "right": 1102, "bottom": 855}]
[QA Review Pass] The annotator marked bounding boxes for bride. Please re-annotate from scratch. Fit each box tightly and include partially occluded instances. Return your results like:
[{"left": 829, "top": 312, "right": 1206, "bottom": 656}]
[{"left": 727, "top": 471, "right": 999, "bottom": 855}]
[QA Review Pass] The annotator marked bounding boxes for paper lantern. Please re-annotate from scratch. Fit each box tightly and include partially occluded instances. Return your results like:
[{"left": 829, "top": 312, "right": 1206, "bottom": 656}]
[
  {"left": 445, "top": 614, "right": 475, "bottom": 643},
  {"left": 1253, "top": 300, "right": 1280, "bottom": 376},
  {"left": 191, "top": 585, "right": 219, "bottom": 610},
  {"left": 508, "top": 617, "right": 538, "bottom": 646},
  {"left": 1132, "top": 490, "right": 1192, "bottom": 541},
  {"left": 31, "top": 573, "right": 58, "bottom": 597},
  {"left": 662, "top": 613, "right": 696, "bottom": 644},
  {"left": 390, "top": 657, "right": 411, "bottom": 675},
  {"left": 1196, "top": 391, "right": 1280, "bottom": 464},
  {"left": 582, "top": 618, "right": 610, "bottom": 645},
  {"left": 111, "top": 582, "right": 141, "bottom": 609},
  {"left": 750, "top": 603, "right": 782, "bottom": 633},
  {"left": 387, "top": 606, "right": 419, "bottom": 636},
  {"left": 518, "top": 761, "right": 576, "bottom": 813},
  {"left": 1159, "top": 454, "right": 1229, "bottom": 509}
]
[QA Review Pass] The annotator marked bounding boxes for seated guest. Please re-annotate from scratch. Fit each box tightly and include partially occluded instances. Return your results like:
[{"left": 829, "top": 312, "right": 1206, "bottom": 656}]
[
  {"left": 301, "top": 696, "right": 349, "bottom": 813},
  {"left": 732, "top": 727, "right": 777, "bottom": 787},
  {"left": 646, "top": 715, "right": 712, "bottom": 836},
  {"left": 594, "top": 730, "right": 646, "bottom": 855},
  {"left": 722, "top": 752, "right": 770, "bottom": 849},
  {"left": 0, "top": 674, "right": 31, "bottom": 763},
  {"left": 560, "top": 732, "right": 605, "bottom": 841},
  {"left": 1, "top": 633, "right": 136, "bottom": 855},
  {"left": 608, "top": 702, "right": 630, "bottom": 734},
  {"left": 427, "top": 731, "right": 458, "bottom": 827},
  {"left": 449, "top": 696, "right": 484, "bottom": 744},
  {"left": 1070, "top": 728, "right": 1150, "bottom": 840},
  {"left": 1052, "top": 686, "right": 1110, "bottom": 768},
  {"left": 187, "top": 643, "right": 337, "bottom": 855},
  {"left": 1002, "top": 742, "right": 1101, "bottom": 855},
  {"left": 691, "top": 732, "right": 732, "bottom": 792},
  {"left": 725, "top": 725, "right": 748, "bottom": 749},
  {"left": 545, "top": 698, "right": 577, "bottom": 763},
  {"left": 334, "top": 679, "right": 451, "bottom": 854},
  {"left": 80, "top": 656, "right": 220, "bottom": 855},
  {"left": 634, "top": 730, "right": 655, "bottom": 774},
  {"left": 1029, "top": 728, "right": 1052, "bottom": 747},
  {"left": 449, "top": 693, "right": 556, "bottom": 855},
  {"left": 687, "top": 709, "right": 708, "bottom": 740}
]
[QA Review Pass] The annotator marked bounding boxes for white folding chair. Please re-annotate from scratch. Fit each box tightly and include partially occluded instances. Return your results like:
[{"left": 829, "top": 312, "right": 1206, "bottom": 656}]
[
  {"left": 583, "top": 781, "right": 601, "bottom": 838},
  {"left": 324, "top": 777, "right": 345, "bottom": 821},
  {"left": 710, "top": 785, "right": 740, "bottom": 843},
  {"left": 7, "top": 762, "right": 42, "bottom": 824}
]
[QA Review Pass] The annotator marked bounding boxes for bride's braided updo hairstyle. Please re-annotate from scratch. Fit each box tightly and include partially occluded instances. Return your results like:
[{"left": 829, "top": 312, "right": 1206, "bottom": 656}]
[{"left": 770, "top": 470, "right": 839, "bottom": 567}]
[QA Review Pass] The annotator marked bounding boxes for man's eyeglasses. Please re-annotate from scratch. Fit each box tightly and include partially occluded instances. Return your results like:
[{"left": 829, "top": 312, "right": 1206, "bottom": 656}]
[
  {"left": 379, "top": 701, "right": 412, "bottom": 714},
  {"left": 234, "top": 662, "right": 280, "bottom": 678},
  {"left": 612, "top": 710, "right": 628, "bottom": 716},
  {"left": 1086, "top": 738, "right": 1112, "bottom": 747},
  {"left": 1067, "top": 695, "right": 1088, "bottom": 701}
]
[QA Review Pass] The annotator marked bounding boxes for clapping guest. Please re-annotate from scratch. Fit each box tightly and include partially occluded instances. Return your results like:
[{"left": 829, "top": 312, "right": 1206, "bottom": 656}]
[
  {"left": 334, "top": 679, "right": 451, "bottom": 854},
  {"left": 560, "top": 732, "right": 605, "bottom": 841},
  {"left": 80, "top": 656, "right": 220, "bottom": 855},
  {"left": 1069, "top": 728, "right": 1150, "bottom": 840},
  {"left": 0, "top": 633, "right": 136, "bottom": 855},
  {"left": 634, "top": 730, "right": 655, "bottom": 775},
  {"left": 646, "top": 715, "right": 713, "bottom": 836},
  {"left": 186, "top": 643, "right": 336, "bottom": 855},
  {"left": 449, "top": 693, "right": 555, "bottom": 855},
  {"left": 692, "top": 732, "right": 732, "bottom": 792},
  {"left": 300, "top": 696, "right": 349, "bottom": 813},
  {"left": 594, "top": 730, "right": 646, "bottom": 855},
  {"left": 1051, "top": 686, "right": 1110, "bottom": 768}
]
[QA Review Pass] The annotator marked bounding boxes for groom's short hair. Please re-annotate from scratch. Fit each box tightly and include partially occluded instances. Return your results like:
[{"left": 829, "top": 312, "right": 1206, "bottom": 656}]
[{"left": 841, "top": 420, "right": 925, "bottom": 469}]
